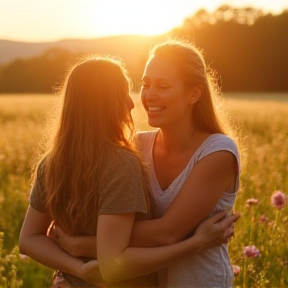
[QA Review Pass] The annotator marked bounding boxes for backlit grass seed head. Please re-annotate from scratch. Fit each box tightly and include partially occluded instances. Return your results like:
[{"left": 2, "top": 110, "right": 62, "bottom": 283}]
[
  {"left": 245, "top": 198, "right": 258, "bottom": 207},
  {"left": 243, "top": 245, "right": 260, "bottom": 258},
  {"left": 271, "top": 190, "right": 287, "bottom": 210},
  {"left": 19, "top": 254, "right": 29, "bottom": 260}
]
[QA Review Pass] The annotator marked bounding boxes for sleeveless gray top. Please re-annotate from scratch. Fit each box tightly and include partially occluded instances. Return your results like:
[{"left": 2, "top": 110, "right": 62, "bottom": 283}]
[{"left": 136, "top": 130, "right": 240, "bottom": 288}]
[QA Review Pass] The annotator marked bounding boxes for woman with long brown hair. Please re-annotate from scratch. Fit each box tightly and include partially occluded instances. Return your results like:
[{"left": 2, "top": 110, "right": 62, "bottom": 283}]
[{"left": 19, "top": 54, "right": 239, "bottom": 287}]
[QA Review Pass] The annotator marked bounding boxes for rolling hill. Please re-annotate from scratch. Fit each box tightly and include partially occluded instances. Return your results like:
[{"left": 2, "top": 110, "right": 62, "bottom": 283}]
[{"left": 0, "top": 35, "right": 159, "bottom": 75}]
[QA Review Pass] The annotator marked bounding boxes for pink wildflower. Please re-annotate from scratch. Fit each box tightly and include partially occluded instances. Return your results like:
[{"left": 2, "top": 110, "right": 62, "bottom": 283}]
[
  {"left": 271, "top": 190, "right": 287, "bottom": 210},
  {"left": 245, "top": 198, "right": 258, "bottom": 207},
  {"left": 259, "top": 214, "right": 268, "bottom": 223},
  {"left": 19, "top": 254, "right": 29, "bottom": 260},
  {"left": 243, "top": 245, "right": 260, "bottom": 258},
  {"left": 232, "top": 265, "right": 241, "bottom": 276}
]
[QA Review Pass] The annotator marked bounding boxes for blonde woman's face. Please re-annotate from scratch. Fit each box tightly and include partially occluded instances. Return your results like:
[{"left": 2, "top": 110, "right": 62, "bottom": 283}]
[{"left": 140, "top": 56, "right": 194, "bottom": 128}]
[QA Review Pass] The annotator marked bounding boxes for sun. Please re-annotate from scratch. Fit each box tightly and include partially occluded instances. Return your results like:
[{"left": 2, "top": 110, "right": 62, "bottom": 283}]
[
  {"left": 1, "top": 0, "right": 287, "bottom": 41},
  {"left": 81, "top": 0, "right": 202, "bottom": 37}
]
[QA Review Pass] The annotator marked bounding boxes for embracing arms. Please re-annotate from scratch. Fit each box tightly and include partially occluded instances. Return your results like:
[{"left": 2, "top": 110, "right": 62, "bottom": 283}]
[
  {"left": 130, "top": 150, "right": 238, "bottom": 246},
  {"left": 51, "top": 150, "right": 238, "bottom": 257},
  {"left": 20, "top": 139, "right": 239, "bottom": 285},
  {"left": 47, "top": 206, "right": 239, "bottom": 283},
  {"left": 96, "top": 209, "right": 238, "bottom": 282},
  {"left": 19, "top": 206, "right": 104, "bottom": 284},
  {"left": 19, "top": 206, "right": 83, "bottom": 276}
]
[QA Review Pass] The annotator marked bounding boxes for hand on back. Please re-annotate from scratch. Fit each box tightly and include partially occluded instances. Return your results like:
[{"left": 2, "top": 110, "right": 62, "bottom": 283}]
[
  {"left": 48, "top": 223, "right": 80, "bottom": 257},
  {"left": 192, "top": 210, "right": 240, "bottom": 251}
]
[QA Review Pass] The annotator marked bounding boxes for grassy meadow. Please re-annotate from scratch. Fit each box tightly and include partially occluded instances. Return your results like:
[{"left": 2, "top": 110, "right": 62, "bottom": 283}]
[{"left": 0, "top": 92, "right": 288, "bottom": 287}]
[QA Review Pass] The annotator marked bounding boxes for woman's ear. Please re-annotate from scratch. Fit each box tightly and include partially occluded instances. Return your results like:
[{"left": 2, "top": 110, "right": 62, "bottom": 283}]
[{"left": 189, "top": 85, "right": 202, "bottom": 104}]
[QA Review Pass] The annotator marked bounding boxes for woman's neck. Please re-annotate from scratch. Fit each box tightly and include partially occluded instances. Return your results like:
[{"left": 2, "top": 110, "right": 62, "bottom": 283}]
[{"left": 156, "top": 124, "right": 198, "bottom": 155}]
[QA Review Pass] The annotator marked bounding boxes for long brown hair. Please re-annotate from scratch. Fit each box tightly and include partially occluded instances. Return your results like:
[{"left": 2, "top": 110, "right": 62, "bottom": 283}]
[
  {"left": 36, "top": 56, "right": 151, "bottom": 235},
  {"left": 148, "top": 39, "right": 235, "bottom": 138}
]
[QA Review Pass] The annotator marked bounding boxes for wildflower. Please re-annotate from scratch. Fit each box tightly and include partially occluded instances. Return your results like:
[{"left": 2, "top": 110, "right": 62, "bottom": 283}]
[
  {"left": 259, "top": 214, "right": 268, "bottom": 223},
  {"left": 19, "top": 254, "right": 29, "bottom": 260},
  {"left": 243, "top": 245, "right": 260, "bottom": 258},
  {"left": 268, "top": 220, "right": 275, "bottom": 228},
  {"left": 232, "top": 265, "right": 241, "bottom": 276},
  {"left": 245, "top": 198, "right": 258, "bottom": 207},
  {"left": 271, "top": 190, "right": 287, "bottom": 210}
]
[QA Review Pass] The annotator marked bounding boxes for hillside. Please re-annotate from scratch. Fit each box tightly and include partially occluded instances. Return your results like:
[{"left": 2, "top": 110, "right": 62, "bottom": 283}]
[
  {"left": 1, "top": 8, "right": 288, "bottom": 92},
  {"left": 0, "top": 35, "right": 158, "bottom": 74}
]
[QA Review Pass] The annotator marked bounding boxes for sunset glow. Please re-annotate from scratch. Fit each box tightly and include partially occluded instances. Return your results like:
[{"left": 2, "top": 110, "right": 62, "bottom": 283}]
[
  {"left": 0, "top": 0, "right": 287, "bottom": 41},
  {"left": 82, "top": 1, "right": 214, "bottom": 37}
]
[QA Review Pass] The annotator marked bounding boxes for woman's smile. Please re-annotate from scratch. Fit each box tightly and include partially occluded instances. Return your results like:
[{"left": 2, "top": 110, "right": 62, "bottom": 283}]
[
  {"left": 140, "top": 55, "right": 194, "bottom": 128},
  {"left": 147, "top": 106, "right": 166, "bottom": 112}
]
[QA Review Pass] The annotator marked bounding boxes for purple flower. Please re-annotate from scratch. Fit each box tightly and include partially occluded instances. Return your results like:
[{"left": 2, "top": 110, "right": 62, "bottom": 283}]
[
  {"left": 271, "top": 190, "right": 287, "bottom": 210},
  {"left": 243, "top": 245, "right": 260, "bottom": 258},
  {"left": 259, "top": 214, "right": 268, "bottom": 223},
  {"left": 232, "top": 265, "right": 241, "bottom": 276}
]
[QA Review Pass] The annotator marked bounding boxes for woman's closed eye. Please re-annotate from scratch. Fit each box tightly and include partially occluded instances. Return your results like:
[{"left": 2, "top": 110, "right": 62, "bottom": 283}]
[
  {"left": 158, "top": 85, "right": 170, "bottom": 89},
  {"left": 141, "top": 83, "right": 150, "bottom": 88},
  {"left": 141, "top": 83, "right": 170, "bottom": 90}
]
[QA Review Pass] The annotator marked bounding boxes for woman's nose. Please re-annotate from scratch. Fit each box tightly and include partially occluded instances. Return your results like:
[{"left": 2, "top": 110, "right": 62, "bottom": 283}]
[
  {"left": 127, "top": 95, "right": 134, "bottom": 111},
  {"left": 141, "top": 86, "right": 158, "bottom": 101}
]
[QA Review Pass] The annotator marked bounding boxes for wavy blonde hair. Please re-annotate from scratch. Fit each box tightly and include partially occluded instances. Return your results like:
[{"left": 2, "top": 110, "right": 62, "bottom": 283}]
[{"left": 36, "top": 56, "right": 151, "bottom": 235}]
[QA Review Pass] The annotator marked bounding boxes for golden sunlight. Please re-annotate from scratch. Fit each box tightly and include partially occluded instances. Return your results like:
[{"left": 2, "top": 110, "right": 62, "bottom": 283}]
[
  {"left": 1, "top": 0, "right": 286, "bottom": 41},
  {"left": 82, "top": 1, "right": 206, "bottom": 36}
]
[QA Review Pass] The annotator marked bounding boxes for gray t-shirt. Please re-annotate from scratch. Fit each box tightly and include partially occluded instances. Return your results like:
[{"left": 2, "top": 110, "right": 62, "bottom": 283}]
[
  {"left": 30, "top": 147, "right": 157, "bottom": 288},
  {"left": 136, "top": 130, "right": 241, "bottom": 288}
]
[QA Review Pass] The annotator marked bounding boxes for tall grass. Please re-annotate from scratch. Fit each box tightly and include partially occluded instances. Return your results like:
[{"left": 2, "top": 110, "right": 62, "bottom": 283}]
[
  {"left": 0, "top": 93, "right": 287, "bottom": 287},
  {"left": 224, "top": 95, "right": 288, "bottom": 288}
]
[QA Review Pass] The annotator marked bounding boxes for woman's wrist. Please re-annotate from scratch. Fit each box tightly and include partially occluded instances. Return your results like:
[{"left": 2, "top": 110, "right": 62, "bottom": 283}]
[
  {"left": 189, "top": 233, "right": 204, "bottom": 253},
  {"left": 70, "top": 237, "right": 82, "bottom": 257},
  {"left": 72, "top": 259, "right": 87, "bottom": 280}
]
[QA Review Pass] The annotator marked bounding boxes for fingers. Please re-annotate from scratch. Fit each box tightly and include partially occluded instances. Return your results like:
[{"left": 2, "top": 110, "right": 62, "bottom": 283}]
[
  {"left": 223, "top": 226, "right": 234, "bottom": 239},
  {"left": 54, "top": 225, "right": 64, "bottom": 234},
  {"left": 47, "top": 223, "right": 58, "bottom": 241},
  {"left": 47, "top": 224, "right": 64, "bottom": 242},
  {"left": 50, "top": 231, "right": 59, "bottom": 242},
  {"left": 212, "top": 212, "right": 240, "bottom": 245},
  {"left": 208, "top": 210, "right": 227, "bottom": 224},
  {"left": 222, "top": 212, "right": 241, "bottom": 229}
]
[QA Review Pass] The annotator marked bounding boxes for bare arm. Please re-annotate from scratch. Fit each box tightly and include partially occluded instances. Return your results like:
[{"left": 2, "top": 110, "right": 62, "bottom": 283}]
[
  {"left": 130, "top": 151, "right": 238, "bottom": 246},
  {"left": 96, "top": 210, "right": 239, "bottom": 283},
  {"left": 19, "top": 206, "right": 104, "bottom": 285},
  {"left": 49, "top": 224, "right": 96, "bottom": 258},
  {"left": 36, "top": 207, "right": 240, "bottom": 284},
  {"left": 19, "top": 206, "right": 84, "bottom": 276},
  {"left": 51, "top": 151, "right": 238, "bottom": 256}
]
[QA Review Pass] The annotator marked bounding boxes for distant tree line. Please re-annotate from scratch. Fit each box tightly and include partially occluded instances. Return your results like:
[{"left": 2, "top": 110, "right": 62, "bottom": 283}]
[
  {"left": 0, "top": 48, "right": 77, "bottom": 93},
  {"left": 0, "top": 6, "right": 287, "bottom": 93},
  {"left": 168, "top": 6, "right": 288, "bottom": 92}
]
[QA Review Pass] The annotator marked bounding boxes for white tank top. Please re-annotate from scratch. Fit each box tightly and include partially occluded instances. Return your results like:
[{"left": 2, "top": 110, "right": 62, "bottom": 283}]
[{"left": 136, "top": 130, "right": 241, "bottom": 288}]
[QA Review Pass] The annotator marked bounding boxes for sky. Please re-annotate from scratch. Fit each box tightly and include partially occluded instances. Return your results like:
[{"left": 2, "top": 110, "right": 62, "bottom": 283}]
[{"left": 0, "top": 0, "right": 287, "bottom": 42}]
